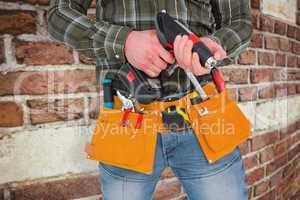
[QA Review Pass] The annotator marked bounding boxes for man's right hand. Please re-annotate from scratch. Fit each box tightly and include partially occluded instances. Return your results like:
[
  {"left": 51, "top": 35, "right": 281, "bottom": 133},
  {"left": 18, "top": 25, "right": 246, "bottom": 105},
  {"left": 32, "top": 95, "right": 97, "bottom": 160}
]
[{"left": 124, "top": 30, "right": 175, "bottom": 77}]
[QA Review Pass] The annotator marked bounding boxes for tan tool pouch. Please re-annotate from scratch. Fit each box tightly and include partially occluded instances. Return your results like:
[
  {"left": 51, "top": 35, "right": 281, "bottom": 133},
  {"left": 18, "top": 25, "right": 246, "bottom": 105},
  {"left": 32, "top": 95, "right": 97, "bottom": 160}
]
[
  {"left": 86, "top": 107, "right": 161, "bottom": 174},
  {"left": 189, "top": 84, "right": 251, "bottom": 163}
]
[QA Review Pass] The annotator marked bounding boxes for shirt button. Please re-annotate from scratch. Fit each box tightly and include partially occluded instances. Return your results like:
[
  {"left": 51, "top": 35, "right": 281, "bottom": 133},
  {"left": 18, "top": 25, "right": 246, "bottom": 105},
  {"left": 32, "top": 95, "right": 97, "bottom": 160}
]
[{"left": 115, "top": 54, "right": 120, "bottom": 59}]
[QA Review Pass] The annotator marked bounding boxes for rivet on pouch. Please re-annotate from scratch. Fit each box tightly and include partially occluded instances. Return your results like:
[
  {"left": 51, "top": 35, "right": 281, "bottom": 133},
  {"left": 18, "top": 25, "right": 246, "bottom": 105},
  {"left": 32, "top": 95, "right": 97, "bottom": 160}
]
[{"left": 198, "top": 107, "right": 208, "bottom": 116}]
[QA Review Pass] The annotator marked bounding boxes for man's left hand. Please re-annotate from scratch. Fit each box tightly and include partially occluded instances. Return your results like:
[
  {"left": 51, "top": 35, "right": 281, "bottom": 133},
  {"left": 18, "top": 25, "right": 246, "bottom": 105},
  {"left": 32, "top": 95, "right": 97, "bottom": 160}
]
[{"left": 173, "top": 35, "right": 227, "bottom": 76}]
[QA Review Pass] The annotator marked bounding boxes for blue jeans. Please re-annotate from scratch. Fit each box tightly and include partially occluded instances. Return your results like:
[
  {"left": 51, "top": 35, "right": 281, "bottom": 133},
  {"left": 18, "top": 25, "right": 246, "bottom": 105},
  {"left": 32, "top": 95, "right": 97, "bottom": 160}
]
[{"left": 98, "top": 129, "right": 248, "bottom": 200}]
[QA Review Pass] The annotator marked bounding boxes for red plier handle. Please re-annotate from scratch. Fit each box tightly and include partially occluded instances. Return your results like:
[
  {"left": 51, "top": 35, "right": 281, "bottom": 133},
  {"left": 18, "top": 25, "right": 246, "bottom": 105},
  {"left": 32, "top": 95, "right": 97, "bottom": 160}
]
[{"left": 120, "top": 108, "right": 132, "bottom": 127}]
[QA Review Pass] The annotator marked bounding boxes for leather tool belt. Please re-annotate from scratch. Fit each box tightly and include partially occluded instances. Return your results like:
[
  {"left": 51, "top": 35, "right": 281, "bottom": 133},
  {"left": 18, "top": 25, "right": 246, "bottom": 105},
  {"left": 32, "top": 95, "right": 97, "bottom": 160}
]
[{"left": 85, "top": 83, "right": 251, "bottom": 175}]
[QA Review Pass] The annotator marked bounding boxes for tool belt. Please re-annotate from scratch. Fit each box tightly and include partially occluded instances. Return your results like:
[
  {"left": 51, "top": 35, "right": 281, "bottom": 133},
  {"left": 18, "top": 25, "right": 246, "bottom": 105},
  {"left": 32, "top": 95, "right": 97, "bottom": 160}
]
[{"left": 85, "top": 82, "right": 251, "bottom": 175}]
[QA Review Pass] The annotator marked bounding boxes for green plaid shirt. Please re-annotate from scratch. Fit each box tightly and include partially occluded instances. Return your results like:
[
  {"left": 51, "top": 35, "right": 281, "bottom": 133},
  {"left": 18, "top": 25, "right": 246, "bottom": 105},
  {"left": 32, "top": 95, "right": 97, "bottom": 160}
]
[{"left": 47, "top": 0, "right": 252, "bottom": 90}]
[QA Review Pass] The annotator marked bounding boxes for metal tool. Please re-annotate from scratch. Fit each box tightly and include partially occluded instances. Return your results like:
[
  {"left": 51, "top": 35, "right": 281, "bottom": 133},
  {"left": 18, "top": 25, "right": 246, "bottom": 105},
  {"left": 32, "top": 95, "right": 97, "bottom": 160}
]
[
  {"left": 117, "top": 90, "right": 135, "bottom": 127},
  {"left": 155, "top": 11, "right": 225, "bottom": 94},
  {"left": 117, "top": 90, "right": 135, "bottom": 112}
]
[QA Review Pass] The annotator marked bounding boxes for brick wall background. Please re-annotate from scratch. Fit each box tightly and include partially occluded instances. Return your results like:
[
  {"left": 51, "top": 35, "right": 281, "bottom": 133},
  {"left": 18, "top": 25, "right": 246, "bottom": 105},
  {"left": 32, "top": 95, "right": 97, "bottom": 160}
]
[{"left": 0, "top": 0, "right": 299, "bottom": 199}]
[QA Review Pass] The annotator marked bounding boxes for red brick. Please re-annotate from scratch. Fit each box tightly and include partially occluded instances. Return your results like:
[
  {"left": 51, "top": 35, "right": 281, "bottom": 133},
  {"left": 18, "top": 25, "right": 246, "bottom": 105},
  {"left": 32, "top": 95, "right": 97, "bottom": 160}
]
[
  {"left": 6, "top": 0, "right": 49, "bottom": 5},
  {"left": 153, "top": 181, "right": 181, "bottom": 200},
  {"left": 266, "top": 154, "right": 288, "bottom": 175},
  {"left": 297, "top": 84, "right": 300, "bottom": 93},
  {"left": 257, "top": 190, "right": 275, "bottom": 200},
  {"left": 282, "top": 163, "right": 294, "bottom": 178},
  {"left": 239, "top": 140, "right": 250, "bottom": 155},
  {"left": 251, "top": 11, "right": 260, "bottom": 29},
  {"left": 79, "top": 53, "right": 97, "bottom": 65},
  {"left": 250, "top": 68, "right": 276, "bottom": 83},
  {"left": 292, "top": 42, "right": 300, "bottom": 55},
  {"left": 0, "top": 101, "right": 23, "bottom": 127},
  {"left": 221, "top": 69, "right": 249, "bottom": 84},
  {"left": 250, "top": 33, "right": 263, "bottom": 48},
  {"left": 275, "top": 53, "right": 286, "bottom": 67},
  {"left": 287, "top": 133, "right": 299, "bottom": 147},
  {"left": 91, "top": 0, "right": 96, "bottom": 8},
  {"left": 287, "top": 25, "right": 296, "bottom": 38},
  {"left": 228, "top": 88, "right": 238, "bottom": 101},
  {"left": 260, "top": 146, "right": 275, "bottom": 163},
  {"left": 280, "top": 120, "right": 300, "bottom": 139},
  {"left": 270, "top": 169, "right": 283, "bottom": 187},
  {"left": 238, "top": 87, "right": 257, "bottom": 102},
  {"left": 238, "top": 50, "right": 256, "bottom": 65},
  {"left": 298, "top": 0, "right": 300, "bottom": 10},
  {"left": 296, "top": 28, "right": 300, "bottom": 41},
  {"left": 0, "top": 39, "right": 4, "bottom": 64},
  {"left": 260, "top": 15, "right": 274, "bottom": 32},
  {"left": 288, "top": 84, "right": 297, "bottom": 95},
  {"left": 274, "top": 21, "right": 287, "bottom": 35},
  {"left": 265, "top": 36, "right": 279, "bottom": 50},
  {"left": 27, "top": 98, "right": 84, "bottom": 125},
  {"left": 88, "top": 96, "right": 101, "bottom": 119},
  {"left": 0, "top": 10, "right": 37, "bottom": 35},
  {"left": 258, "top": 52, "right": 274, "bottom": 66},
  {"left": 0, "top": 70, "right": 97, "bottom": 96},
  {"left": 251, "top": 0, "right": 260, "bottom": 9},
  {"left": 15, "top": 41, "right": 74, "bottom": 65},
  {"left": 12, "top": 174, "right": 100, "bottom": 199},
  {"left": 287, "top": 71, "right": 300, "bottom": 81},
  {"left": 297, "top": 12, "right": 300, "bottom": 26},
  {"left": 276, "top": 172, "right": 294, "bottom": 194},
  {"left": 251, "top": 130, "right": 279, "bottom": 151},
  {"left": 279, "top": 38, "right": 291, "bottom": 52},
  {"left": 246, "top": 167, "right": 264, "bottom": 185},
  {"left": 254, "top": 181, "right": 269, "bottom": 197},
  {"left": 288, "top": 144, "right": 300, "bottom": 161},
  {"left": 287, "top": 56, "right": 298, "bottom": 68},
  {"left": 275, "top": 84, "right": 288, "bottom": 97},
  {"left": 274, "top": 140, "right": 288, "bottom": 156},
  {"left": 243, "top": 154, "right": 259, "bottom": 170},
  {"left": 258, "top": 85, "right": 275, "bottom": 99}
]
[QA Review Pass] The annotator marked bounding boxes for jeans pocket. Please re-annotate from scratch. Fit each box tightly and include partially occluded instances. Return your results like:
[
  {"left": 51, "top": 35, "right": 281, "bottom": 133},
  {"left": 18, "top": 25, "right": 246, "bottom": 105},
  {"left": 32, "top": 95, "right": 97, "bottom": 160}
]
[
  {"left": 98, "top": 162, "right": 158, "bottom": 182},
  {"left": 203, "top": 147, "right": 242, "bottom": 177}
]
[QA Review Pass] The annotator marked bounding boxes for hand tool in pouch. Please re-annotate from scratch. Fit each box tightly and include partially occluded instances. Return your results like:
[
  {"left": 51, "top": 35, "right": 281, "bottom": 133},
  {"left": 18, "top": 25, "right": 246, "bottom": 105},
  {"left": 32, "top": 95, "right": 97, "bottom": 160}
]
[
  {"left": 117, "top": 91, "right": 135, "bottom": 126},
  {"left": 162, "top": 105, "right": 190, "bottom": 130},
  {"left": 102, "top": 79, "right": 114, "bottom": 109}
]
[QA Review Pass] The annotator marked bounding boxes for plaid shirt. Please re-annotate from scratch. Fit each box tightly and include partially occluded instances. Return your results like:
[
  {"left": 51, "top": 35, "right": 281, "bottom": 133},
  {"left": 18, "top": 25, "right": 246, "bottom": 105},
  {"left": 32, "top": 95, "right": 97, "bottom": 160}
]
[{"left": 47, "top": 0, "right": 252, "bottom": 91}]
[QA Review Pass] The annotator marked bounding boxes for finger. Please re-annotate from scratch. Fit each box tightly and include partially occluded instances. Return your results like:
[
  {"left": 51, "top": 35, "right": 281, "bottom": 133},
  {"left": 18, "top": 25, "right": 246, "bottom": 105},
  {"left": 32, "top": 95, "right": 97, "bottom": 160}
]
[
  {"left": 192, "top": 53, "right": 209, "bottom": 76},
  {"left": 152, "top": 56, "right": 168, "bottom": 70},
  {"left": 144, "top": 68, "right": 159, "bottom": 77},
  {"left": 183, "top": 40, "right": 193, "bottom": 69},
  {"left": 178, "top": 35, "right": 189, "bottom": 61},
  {"left": 214, "top": 51, "right": 222, "bottom": 60},
  {"left": 157, "top": 46, "right": 175, "bottom": 64},
  {"left": 173, "top": 35, "right": 182, "bottom": 62},
  {"left": 149, "top": 64, "right": 162, "bottom": 74}
]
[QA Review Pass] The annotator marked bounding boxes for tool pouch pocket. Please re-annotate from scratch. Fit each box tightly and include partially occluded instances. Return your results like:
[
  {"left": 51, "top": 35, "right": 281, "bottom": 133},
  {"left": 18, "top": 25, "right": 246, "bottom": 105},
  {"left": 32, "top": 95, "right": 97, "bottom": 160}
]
[
  {"left": 86, "top": 107, "right": 159, "bottom": 174},
  {"left": 190, "top": 87, "right": 251, "bottom": 163}
]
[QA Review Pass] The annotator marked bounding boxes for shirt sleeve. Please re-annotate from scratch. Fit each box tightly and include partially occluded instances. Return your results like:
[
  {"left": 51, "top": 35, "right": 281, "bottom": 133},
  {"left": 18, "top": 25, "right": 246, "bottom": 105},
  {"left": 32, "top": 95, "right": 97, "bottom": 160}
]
[
  {"left": 47, "top": 0, "right": 133, "bottom": 63},
  {"left": 209, "top": 0, "right": 253, "bottom": 59}
]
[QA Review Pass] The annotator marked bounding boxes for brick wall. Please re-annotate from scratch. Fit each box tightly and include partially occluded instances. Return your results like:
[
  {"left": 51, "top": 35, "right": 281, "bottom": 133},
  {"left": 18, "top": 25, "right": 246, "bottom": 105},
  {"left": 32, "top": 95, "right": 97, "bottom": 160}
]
[{"left": 0, "top": 0, "right": 299, "bottom": 200}]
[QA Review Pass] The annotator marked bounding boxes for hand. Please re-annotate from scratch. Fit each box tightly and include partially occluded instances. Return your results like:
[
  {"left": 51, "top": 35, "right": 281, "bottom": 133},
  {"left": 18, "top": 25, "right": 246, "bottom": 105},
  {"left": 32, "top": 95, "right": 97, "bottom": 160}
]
[
  {"left": 173, "top": 35, "right": 227, "bottom": 76},
  {"left": 124, "top": 30, "right": 175, "bottom": 77}
]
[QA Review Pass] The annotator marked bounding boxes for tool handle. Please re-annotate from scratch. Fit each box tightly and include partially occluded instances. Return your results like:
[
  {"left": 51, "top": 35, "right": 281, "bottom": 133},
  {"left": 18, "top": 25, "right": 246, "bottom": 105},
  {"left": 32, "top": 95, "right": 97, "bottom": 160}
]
[
  {"left": 102, "top": 79, "right": 114, "bottom": 109},
  {"left": 211, "top": 67, "right": 225, "bottom": 93},
  {"left": 120, "top": 108, "right": 132, "bottom": 127},
  {"left": 134, "top": 113, "right": 144, "bottom": 129},
  {"left": 188, "top": 34, "right": 213, "bottom": 67}
]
